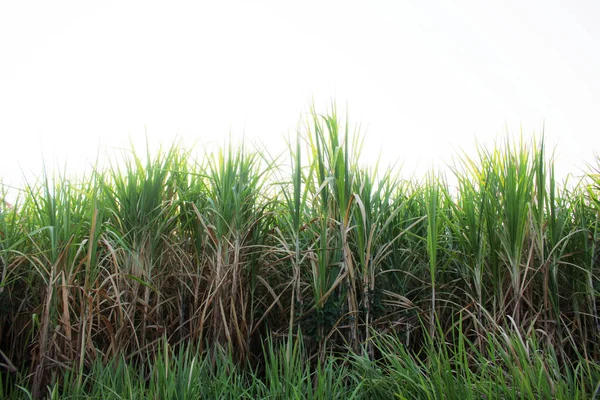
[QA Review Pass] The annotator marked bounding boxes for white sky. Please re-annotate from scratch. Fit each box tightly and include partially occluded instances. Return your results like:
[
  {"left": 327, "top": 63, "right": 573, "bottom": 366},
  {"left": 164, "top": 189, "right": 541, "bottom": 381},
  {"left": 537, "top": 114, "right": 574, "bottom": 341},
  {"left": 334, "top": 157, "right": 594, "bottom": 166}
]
[{"left": 1, "top": 0, "right": 599, "bottom": 190}]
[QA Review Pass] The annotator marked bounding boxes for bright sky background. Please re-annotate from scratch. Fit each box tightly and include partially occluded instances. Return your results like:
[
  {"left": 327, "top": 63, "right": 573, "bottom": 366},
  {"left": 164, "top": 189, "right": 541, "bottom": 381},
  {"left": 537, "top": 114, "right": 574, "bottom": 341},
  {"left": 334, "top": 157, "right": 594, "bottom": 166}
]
[{"left": 1, "top": 0, "right": 599, "bottom": 191}]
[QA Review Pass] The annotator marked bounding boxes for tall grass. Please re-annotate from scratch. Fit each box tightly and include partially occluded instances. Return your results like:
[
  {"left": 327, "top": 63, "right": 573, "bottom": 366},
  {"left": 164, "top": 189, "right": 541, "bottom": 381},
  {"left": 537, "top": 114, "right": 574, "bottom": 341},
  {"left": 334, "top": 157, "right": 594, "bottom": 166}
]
[{"left": 0, "top": 107, "right": 599, "bottom": 398}]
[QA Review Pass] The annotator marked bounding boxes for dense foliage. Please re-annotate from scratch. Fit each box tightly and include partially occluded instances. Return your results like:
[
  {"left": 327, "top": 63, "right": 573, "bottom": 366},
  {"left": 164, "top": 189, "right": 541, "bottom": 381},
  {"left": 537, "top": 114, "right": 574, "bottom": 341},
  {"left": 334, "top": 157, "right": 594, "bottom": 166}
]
[{"left": 1, "top": 107, "right": 599, "bottom": 398}]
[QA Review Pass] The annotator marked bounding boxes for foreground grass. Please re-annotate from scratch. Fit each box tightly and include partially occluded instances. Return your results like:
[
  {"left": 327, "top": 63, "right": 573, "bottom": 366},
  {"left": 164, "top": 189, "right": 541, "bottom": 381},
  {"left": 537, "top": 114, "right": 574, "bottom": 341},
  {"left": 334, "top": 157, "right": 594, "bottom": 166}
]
[
  {"left": 4, "top": 329, "right": 599, "bottom": 399},
  {"left": 0, "top": 106, "right": 599, "bottom": 398}
]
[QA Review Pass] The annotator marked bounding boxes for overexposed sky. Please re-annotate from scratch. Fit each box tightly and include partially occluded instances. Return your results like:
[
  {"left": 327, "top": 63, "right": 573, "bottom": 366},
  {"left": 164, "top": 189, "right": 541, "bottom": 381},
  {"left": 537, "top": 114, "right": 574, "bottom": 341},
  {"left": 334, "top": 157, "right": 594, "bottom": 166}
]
[{"left": 1, "top": 0, "right": 599, "bottom": 189}]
